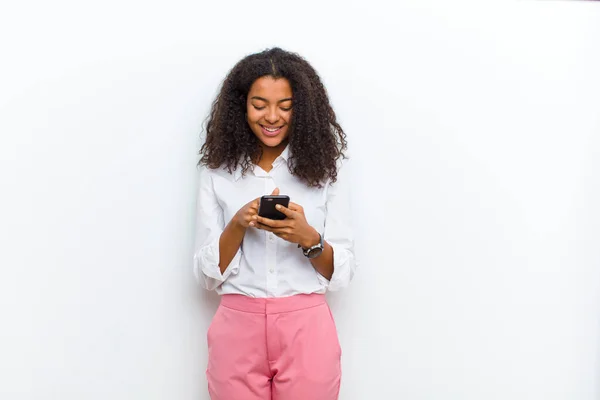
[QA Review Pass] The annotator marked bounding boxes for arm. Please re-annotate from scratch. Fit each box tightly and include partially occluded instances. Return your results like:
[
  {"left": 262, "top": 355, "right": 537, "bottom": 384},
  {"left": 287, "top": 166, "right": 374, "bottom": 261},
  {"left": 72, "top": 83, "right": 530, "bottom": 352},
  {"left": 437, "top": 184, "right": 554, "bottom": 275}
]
[
  {"left": 218, "top": 219, "right": 247, "bottom": 274},
  {"left": 218, "top": 192, "right": 267, "bottom": 273},
  {"left": 254, "top": 160, "right": 358, "bottom": 290},
  {"left": 312, "top": 159, "right": 358, "bottom": 290},
  {"left": 192, "top": 167, "right": 243, "bottom": 290},
  {"left": 306, "top": 232, "right": 335, "bottom": 281}
]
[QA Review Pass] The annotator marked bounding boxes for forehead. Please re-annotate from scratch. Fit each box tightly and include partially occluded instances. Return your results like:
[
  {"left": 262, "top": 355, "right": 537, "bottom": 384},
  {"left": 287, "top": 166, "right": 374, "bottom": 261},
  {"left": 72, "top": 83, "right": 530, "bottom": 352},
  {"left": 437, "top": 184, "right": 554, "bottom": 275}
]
[{"left": 248, "top": 76, "right": 292, "bottom": 100}]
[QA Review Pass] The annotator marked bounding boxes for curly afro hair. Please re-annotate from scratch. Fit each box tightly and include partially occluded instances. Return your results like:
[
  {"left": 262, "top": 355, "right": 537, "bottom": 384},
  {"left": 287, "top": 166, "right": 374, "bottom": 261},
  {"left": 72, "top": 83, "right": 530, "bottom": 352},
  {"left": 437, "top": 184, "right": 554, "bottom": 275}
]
[{"left": 198, "top": 47, "right": 347, "bottom": 188}]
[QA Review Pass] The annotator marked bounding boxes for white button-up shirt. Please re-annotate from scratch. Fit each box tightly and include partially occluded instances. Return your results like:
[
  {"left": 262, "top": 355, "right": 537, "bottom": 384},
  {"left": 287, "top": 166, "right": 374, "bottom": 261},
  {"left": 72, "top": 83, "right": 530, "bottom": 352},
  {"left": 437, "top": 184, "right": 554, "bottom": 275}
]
[{"left": 193, "top": 146, "right": 357, "bottom": 298}]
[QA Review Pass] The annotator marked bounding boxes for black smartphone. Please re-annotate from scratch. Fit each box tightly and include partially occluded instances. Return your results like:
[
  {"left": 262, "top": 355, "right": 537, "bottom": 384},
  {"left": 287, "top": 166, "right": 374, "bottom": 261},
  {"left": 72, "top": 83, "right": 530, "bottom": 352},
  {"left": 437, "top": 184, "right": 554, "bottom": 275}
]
[{"left": 258, "top": 195, "right": 290, "bottom": 220}]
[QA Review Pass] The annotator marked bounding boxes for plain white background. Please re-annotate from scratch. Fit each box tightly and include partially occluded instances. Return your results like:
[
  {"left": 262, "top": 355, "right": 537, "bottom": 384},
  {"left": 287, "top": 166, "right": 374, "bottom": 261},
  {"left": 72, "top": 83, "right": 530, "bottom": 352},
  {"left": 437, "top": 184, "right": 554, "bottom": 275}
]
[{"left": 1, "top": 1, "right": 599, "bottom": 399}]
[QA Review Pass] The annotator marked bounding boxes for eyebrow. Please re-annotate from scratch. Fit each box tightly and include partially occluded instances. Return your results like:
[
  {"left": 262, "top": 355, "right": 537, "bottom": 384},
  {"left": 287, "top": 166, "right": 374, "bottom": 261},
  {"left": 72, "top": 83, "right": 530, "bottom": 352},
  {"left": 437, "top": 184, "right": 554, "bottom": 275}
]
[{"left": 250, "top": 96, "right": 293, "bottom": 103}]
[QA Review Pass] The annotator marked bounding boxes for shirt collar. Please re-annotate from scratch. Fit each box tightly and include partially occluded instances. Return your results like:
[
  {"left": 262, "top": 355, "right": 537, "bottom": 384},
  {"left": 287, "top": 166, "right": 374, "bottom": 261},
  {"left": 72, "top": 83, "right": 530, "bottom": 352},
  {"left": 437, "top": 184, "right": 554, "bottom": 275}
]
[
  {"left": 277, "top": 144, "right": 290, "bottom": 163},
  {"left": 232, "top": 145, "right": 290, "bottom": 181}
]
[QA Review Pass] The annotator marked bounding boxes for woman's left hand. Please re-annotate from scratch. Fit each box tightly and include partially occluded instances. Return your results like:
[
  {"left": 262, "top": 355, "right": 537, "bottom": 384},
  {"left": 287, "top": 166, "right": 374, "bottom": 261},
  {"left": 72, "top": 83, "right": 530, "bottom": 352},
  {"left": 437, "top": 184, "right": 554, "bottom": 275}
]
[{"left": 253, "top": 202, "right": 320, "bottom": 249}]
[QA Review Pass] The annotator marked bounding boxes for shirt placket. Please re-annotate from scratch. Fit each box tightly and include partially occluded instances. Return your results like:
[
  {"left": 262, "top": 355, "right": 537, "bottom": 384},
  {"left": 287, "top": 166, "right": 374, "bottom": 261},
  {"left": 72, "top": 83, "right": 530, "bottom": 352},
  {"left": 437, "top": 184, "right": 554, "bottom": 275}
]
[{"left": 264, "top": 171, "right": 278, "bottom": 295}]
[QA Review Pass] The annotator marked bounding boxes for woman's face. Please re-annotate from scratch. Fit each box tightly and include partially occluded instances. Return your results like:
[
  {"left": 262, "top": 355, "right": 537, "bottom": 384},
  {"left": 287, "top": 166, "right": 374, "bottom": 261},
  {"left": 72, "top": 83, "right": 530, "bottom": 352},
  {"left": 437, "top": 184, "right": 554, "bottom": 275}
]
[{"left": 246, "top": 76, "right": 293, "bottom": 150}]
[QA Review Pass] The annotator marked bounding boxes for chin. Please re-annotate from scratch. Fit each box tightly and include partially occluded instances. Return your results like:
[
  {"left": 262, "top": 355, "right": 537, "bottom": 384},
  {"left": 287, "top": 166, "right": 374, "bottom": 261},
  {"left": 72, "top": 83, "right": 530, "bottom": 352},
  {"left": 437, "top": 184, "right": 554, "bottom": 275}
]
[{"left": 260, "top": 136, "right": 287, "bottom": 148}]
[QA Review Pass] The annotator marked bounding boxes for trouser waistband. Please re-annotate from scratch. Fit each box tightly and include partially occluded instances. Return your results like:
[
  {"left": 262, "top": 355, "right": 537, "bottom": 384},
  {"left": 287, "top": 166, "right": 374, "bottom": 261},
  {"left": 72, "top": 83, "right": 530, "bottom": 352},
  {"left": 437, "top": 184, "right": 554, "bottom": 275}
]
[{"left": 220, "top": 293, "right": 326, "bottom": 314}]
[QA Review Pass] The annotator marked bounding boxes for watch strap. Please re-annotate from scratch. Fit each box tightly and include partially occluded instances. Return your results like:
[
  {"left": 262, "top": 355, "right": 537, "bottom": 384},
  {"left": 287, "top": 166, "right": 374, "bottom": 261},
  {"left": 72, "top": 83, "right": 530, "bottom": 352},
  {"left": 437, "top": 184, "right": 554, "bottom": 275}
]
[{"left": 301, "top": 233, "right": 324, "bottom": 258}]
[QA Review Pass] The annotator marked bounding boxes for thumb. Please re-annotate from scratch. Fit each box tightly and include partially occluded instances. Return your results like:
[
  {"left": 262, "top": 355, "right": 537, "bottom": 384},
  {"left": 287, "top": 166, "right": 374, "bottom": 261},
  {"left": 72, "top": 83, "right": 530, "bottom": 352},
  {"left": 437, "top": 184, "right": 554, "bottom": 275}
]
[{"left": 271, "top": 187, "right": 280, "bottom": 196}]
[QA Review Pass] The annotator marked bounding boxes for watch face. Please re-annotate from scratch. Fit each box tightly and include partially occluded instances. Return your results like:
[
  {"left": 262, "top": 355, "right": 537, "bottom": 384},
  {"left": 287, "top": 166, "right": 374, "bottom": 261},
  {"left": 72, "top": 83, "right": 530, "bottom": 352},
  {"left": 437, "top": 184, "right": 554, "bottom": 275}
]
[{"left": 307, "top": 247, "right": 323, "bottom": 259}]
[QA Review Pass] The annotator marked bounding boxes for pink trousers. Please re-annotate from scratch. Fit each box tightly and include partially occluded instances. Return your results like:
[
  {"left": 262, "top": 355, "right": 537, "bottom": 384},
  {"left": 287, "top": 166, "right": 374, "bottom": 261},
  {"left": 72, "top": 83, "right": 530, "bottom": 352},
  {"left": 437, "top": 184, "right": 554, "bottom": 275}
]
[{"left": 206, "top": 293, "right": 342, "bottom": 400}]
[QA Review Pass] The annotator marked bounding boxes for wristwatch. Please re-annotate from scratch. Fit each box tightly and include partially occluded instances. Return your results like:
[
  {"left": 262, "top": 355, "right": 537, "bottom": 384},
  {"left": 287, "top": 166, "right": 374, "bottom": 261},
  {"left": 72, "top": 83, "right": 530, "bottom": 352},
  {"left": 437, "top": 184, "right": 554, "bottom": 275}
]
[{"left": 299, "top": 233, "right": 324, "bottom": 259}]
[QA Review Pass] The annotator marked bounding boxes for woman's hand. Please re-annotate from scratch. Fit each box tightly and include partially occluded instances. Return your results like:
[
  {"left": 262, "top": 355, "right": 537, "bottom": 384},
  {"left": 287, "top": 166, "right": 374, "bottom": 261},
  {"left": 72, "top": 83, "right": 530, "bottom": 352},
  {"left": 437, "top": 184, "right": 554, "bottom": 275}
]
[
  {"left": 234, "top": 188, "right": 280, "bottom": 229},
  {"left": 253, "top": 202, "right": 320, "bottom": 249}
]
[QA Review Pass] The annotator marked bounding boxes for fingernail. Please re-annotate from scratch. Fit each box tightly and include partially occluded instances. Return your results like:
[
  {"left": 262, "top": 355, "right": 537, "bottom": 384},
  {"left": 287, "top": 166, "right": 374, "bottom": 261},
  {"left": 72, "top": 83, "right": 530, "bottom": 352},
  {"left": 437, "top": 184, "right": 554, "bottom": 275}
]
[{"left": 275, "top": 205, "right": 281, "bottom": 209}]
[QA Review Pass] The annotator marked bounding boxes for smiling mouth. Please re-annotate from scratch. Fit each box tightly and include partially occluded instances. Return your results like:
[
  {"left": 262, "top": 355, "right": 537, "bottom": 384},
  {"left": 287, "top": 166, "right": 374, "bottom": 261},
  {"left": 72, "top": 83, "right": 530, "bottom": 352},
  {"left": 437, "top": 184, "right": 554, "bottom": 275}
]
[
  {"left": 262, "top": 125, "right": 283, "bottom": 132},
  {"left": 260, "top": 124, "right": 284, "bottom": 136}
]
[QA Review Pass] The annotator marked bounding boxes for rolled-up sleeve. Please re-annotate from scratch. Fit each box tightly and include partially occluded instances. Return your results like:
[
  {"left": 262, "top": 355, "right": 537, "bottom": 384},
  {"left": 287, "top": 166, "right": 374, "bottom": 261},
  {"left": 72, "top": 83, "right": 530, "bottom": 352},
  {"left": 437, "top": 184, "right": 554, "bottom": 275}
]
[
  {"left": 317, "top": 159, "right": 358, "bottom": 291},
  {"left": 192, "top": 166, "right": 241, "bottom": 290}
]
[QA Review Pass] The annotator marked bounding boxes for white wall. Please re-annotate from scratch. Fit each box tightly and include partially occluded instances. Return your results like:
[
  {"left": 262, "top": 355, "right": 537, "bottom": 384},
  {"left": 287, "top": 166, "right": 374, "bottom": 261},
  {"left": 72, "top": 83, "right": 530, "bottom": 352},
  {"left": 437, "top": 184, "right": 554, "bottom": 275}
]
[{"left": 1, "top": 1, "right": 599, "bottom": 399}]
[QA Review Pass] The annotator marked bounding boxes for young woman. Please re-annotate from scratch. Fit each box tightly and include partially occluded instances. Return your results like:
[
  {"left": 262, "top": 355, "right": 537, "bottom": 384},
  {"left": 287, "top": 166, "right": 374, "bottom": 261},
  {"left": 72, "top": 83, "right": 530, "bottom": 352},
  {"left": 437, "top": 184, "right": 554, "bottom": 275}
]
[{"left": 193, "top": 47, "right": 357, "bottom": 400}]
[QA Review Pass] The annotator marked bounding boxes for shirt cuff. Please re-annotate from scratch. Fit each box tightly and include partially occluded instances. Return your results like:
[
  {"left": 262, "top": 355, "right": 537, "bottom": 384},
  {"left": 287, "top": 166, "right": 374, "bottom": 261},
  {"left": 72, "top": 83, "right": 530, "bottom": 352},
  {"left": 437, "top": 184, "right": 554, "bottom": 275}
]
[
  {"left": 316, "top": 242, "right": 356, "bottom": 291},
  {"left": 193, "top": 236, "right": 241, "bottom": 290}
]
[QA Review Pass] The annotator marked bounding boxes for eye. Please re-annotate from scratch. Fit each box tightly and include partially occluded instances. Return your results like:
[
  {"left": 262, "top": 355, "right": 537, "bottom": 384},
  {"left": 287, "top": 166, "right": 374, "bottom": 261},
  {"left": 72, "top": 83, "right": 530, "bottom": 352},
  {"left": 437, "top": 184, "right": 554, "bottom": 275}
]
[
  {"left": 252, "top": 105, "right": 265, "bottom": 110},
  {"left": 280, "top": 106, "right": 292, "bottom": 112}
]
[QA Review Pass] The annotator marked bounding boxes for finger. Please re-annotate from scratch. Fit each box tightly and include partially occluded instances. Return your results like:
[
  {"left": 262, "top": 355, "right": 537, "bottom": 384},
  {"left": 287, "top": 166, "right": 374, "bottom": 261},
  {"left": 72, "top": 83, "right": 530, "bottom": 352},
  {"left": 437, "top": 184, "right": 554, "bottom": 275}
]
[
  {"left": 255, "top": 223, "right": 285, "bottom": 233},
  {"left": 256, "top": 223, "right": 273, "bottom": 232},
  {"left": 271, "top": 187, "right": 280, "bottom": 196},
  {"left": 255, "top": 215, "right": 287, "bottom": 228},
  {"left": 246, "top": 215, "right": 257, "bottom": 227},
  {"left": 248, "top": 198, "right": 259, "bottom": 213},
  {"left": 274, "top": 232, "right": 289, "bottom": 241},
  {"left": 288, "top": 202, "right": 303, "bottom": 212},
  {"left": 274, "top": 204, "right": 295, "bottom": 218},
  {"left": 254, "top": 222, "right": 269, "bottom": 231}
]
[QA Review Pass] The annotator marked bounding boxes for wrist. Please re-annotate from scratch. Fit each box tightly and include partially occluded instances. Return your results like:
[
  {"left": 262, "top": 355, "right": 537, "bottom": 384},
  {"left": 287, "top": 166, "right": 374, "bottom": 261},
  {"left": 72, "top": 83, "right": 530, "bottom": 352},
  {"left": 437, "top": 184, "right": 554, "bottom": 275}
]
[
  {"left": 230, "top": 215, "right": 247, "bottom": 231},
  {"left": 300, "top": 228, "right": 321, "bottom": 249}
]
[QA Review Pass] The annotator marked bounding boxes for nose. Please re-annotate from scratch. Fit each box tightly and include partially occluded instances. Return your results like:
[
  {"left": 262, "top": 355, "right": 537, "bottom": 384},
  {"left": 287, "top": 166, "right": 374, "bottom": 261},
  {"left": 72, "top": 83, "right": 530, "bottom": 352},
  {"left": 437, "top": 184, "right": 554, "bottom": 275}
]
[{"left": 264, "top": 107, "right": 279, "bottom": 124}]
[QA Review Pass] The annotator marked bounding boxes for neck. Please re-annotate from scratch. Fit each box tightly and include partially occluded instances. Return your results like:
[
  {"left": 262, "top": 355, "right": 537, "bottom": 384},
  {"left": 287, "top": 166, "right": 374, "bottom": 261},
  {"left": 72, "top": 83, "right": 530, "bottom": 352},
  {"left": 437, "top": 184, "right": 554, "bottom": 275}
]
[{"left": 257, "top": 140, "right": 288, "bottom": 169}]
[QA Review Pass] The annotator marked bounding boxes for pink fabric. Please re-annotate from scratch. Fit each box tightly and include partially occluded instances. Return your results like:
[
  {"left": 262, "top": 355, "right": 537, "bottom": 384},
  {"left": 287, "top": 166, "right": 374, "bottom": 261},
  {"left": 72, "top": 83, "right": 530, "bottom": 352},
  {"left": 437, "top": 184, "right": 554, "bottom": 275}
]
[{"left": 206, "top": 293, "right": 342, "bottom": 399}]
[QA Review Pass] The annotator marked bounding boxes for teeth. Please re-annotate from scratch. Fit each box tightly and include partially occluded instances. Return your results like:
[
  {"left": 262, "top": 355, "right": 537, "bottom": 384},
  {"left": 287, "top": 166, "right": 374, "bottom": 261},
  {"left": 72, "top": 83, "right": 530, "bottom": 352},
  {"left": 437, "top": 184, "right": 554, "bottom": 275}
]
[{"left": 264, "top": 126, "right": 280, "bottom": 132}]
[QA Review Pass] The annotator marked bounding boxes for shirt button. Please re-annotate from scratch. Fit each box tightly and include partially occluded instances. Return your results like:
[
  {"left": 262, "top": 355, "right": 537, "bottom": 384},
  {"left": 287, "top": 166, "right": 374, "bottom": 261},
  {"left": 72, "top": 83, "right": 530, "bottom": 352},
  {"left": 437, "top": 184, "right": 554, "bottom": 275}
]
[
  {"left": 269, "top": 234, "right": 275, "bottom": 241},
  {"left": 269, "top": 268, "right": 274, "bottom": 273}
]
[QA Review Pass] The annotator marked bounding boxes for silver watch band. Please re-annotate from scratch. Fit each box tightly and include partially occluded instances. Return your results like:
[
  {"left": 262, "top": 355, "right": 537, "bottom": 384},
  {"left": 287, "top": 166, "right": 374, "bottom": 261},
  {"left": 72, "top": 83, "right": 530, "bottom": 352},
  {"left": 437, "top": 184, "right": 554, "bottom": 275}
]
[{"left": 301, "top": 233, "right": 324, "bottom": 258}]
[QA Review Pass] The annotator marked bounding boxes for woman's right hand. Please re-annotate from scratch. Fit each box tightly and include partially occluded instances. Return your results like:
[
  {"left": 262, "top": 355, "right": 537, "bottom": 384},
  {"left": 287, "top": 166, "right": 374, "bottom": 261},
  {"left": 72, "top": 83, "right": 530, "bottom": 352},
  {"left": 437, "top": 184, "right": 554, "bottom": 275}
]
[{"left": 234, "top": 187, "right": 280, "bottom": 228}]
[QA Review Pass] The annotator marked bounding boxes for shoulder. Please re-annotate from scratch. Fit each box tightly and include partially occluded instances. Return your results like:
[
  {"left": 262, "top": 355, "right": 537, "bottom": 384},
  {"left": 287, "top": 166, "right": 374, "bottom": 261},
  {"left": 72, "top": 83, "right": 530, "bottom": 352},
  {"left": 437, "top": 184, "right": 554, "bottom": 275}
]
[{"left": 198, "top": 163, "right": 238, "bottom": 183}]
